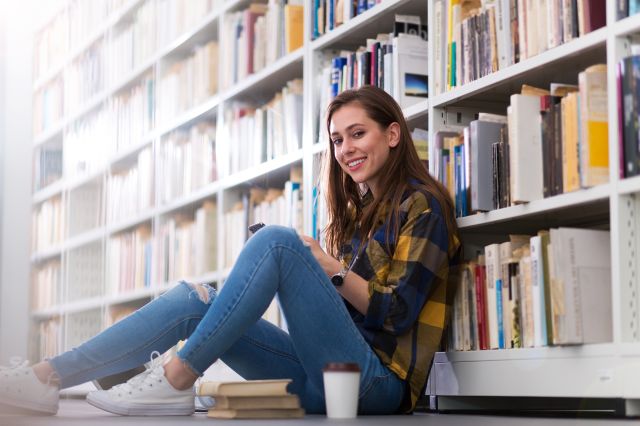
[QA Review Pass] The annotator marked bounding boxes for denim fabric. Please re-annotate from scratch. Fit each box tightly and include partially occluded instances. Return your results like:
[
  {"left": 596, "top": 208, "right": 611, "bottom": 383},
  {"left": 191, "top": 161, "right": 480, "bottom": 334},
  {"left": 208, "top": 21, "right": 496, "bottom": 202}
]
[{"left": 49, "top": 226, "right": 405, "bottom": 414}]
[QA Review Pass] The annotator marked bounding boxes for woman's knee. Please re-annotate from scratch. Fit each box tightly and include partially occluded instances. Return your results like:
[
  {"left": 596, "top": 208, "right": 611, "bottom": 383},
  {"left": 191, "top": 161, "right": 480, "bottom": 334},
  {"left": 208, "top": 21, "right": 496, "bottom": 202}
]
[
  {"left": 162, "top": 281, "right": 217, "bottom": 305},
  {"left": 249, "top": 225, "right": 300, "bottom": 248}
]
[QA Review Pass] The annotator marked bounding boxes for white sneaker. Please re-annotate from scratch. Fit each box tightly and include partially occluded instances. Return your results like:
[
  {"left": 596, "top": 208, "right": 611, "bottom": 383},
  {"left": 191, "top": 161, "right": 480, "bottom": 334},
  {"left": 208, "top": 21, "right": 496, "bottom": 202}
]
[
  {"left": 86, "top": 356, "right": 195, "bottom": 416},
  {"left": 0, "top": 359, "right": 59, "bottom": 415}
]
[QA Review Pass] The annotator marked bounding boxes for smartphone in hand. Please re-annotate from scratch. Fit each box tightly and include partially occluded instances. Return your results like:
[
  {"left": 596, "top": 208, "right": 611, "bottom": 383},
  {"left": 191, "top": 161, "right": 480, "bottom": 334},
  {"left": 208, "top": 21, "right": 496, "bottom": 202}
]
[{"left": 248, "top": 222, "right": 266, "bottom": 234}]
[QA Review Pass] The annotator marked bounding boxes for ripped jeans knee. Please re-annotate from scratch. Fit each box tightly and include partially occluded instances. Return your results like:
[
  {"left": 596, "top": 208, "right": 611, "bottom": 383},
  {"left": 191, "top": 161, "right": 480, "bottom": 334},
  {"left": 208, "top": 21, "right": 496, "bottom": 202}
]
[{"left": 182, "top": 281, "right": 216, "bottom": 304}]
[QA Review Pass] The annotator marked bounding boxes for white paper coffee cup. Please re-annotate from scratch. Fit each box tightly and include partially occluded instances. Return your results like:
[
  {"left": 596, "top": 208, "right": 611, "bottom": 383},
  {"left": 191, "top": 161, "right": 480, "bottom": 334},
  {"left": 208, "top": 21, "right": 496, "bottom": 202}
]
[{"left": 322, "top": 362, "right": 361, "bottom": 419}]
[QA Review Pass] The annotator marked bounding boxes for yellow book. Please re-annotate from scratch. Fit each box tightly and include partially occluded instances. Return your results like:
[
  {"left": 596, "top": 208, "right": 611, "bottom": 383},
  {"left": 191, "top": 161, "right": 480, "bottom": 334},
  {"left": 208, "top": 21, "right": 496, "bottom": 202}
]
[
  {"left": 578, "top": 64, "right": 609, "bottom": 187},
  {"left": 284, "top": 5, "right": 304, "bottom": 53},
  {"left": 561, "top": 92, "right": 580, "bottom": 192},
  {"left": 208, "top": 408, "right": 305, "bottom": 419},
  {"left": 213, "top": 394, "right": 301, "bottom": 410},
  {"left": 198, "top": 379, "right": 291, "bottom": 397}
]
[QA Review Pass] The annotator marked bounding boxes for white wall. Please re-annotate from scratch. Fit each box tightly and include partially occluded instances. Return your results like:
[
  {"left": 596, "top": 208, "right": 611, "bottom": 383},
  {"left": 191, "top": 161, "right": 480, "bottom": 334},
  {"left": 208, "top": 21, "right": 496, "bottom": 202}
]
[{"left": 0, "top": 0, "right": 34, "bottom": 362}]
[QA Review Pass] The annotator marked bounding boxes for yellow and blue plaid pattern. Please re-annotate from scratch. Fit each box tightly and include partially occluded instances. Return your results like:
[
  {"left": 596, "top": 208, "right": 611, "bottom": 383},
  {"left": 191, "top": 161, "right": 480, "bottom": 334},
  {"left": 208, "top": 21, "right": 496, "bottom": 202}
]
[{"left": 344, "top": 188, "right": 460, "bottom": 412}]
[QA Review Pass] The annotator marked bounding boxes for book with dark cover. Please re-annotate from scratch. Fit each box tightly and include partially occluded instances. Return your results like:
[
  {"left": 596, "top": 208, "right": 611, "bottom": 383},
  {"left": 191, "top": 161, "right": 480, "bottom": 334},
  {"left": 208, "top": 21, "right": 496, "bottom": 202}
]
[
  {"left": 470, "top": 120, "right": 505, "bottom": 212},
  {"left": 552, "top": 96, "right": 563, "bottom": 195},
  {"left": 540, "top": 95, "right": 552, "bottom": 198},
  {"left": 621, "top": 56, "right": 640, "bottom": 177}
]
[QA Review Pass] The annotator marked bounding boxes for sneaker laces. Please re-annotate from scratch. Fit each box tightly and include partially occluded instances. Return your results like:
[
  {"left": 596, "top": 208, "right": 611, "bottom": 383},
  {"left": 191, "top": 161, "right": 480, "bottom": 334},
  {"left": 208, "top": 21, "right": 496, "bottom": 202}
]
[
  {"left": 0, "top": 357, "right": 30, "bottom": 377},
  {"left": 108, "top": 351, "right": 165, "bottom": 396},
  {"left": 0, "top": 356, "right": 29, "bottom": 370}
]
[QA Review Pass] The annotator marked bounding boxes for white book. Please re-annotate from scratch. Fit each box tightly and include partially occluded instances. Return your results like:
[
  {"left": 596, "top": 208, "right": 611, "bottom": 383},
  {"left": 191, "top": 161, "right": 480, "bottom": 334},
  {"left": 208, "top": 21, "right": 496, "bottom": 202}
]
[
  {"left": 434, "top": 0, "right": 445, "bottom": 95},
  {"left": 392, "top": 34, "right": 428, "bottom": 108},
  {"left": 525, "top": 0, "right": 538, "bottom": 57},
  {"left": 537, "top": 0, "right": 548, "bottom": 54},
  {"left": 529, "top": 235, "right": 547, "bottom": 347},
  {"left": 495, "top": 0, "right": 512, "bottom": 69},
  {"left": 517, "top": 0, "right": 527, "bottom": 61},
  {"left": 550, "top": 228, "right": 612, "bottom": 345},
  {"left": 484, "top": 243, "right": 501, "bottom": 349},
  {"left": 508, "top": 94, "right": 544, "bottom": 203}
]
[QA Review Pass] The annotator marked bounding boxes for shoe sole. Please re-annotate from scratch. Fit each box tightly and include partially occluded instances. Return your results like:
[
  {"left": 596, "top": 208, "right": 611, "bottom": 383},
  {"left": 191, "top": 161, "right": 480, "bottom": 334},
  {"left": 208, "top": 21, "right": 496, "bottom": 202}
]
[
  {"left": 86, "top": 392, "right": 194, "bottom": 416},
  {"left": 0, "top": 394, "right": 57, "bottom": 415}
]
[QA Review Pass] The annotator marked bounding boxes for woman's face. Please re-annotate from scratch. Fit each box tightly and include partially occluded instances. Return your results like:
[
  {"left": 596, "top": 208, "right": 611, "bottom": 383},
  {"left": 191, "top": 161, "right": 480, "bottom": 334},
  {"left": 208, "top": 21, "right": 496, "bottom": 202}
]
[{"left": 329, "top": 103, "right": 399, "bottom": 197}]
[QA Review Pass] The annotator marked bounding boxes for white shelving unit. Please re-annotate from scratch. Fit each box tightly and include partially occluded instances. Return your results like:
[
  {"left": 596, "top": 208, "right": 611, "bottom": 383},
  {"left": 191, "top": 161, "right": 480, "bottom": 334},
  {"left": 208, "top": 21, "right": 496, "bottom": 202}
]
[
  {"left": 427, "top": 0, "right": 640, "bottom": 416},
  {"left": 28, "top": 1, "right": 435, "bottom": 394},
  {"left": 30, "top": 0, "right": 640, "bottom": 415}
]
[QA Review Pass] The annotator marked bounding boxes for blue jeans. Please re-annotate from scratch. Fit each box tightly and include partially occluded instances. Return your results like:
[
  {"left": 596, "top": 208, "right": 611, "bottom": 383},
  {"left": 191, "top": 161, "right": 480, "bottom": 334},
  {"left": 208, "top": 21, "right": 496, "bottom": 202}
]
[{"left": 49, "top": 226, "right": 405, "bottom": 414}]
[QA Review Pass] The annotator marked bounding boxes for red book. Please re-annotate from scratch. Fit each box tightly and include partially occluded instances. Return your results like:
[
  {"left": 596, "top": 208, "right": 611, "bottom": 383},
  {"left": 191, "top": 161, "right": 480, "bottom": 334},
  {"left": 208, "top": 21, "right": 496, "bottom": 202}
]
[
  {"left": 582, "top": 0, "right": 606, "bottom": 34},
  {"left": 474, "top": 263, "right": 488, "bottom": 350}
]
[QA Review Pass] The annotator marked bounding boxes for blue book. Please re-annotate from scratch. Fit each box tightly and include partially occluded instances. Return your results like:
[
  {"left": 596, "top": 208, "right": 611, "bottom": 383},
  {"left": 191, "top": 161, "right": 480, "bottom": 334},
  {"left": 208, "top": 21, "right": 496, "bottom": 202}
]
[
  {"left": 356, "top": 0, "right": 367, "bottom": 15},
  {"left": 331, "top": 57, "right": 347, "bottom": 98},
  {"left": 496, "top": 279, "right": 504, "bottom": 349},
  {"left": 328, "top": 0, "right": 334, "bottom": 31}
]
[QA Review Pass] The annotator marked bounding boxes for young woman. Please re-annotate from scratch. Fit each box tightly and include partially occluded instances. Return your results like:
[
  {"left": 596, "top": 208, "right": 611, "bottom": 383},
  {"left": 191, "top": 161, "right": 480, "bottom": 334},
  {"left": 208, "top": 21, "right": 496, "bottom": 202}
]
[{"left": 0, "top": 85, "right": 460, "bottom": 416}]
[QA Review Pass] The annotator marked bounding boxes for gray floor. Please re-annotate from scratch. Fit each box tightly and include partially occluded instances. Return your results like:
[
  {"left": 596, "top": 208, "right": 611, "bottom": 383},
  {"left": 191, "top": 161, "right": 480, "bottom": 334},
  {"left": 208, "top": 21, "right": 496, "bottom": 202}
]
[{"left": 0, "top": 399, "right": 636, "bottom": 426}]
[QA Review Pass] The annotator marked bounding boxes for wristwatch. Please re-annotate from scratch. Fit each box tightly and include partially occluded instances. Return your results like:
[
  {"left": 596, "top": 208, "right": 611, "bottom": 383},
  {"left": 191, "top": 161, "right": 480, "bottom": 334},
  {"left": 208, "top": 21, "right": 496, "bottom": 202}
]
[{"left": 331, "top": 265, "right": 349, "bottom": 287}]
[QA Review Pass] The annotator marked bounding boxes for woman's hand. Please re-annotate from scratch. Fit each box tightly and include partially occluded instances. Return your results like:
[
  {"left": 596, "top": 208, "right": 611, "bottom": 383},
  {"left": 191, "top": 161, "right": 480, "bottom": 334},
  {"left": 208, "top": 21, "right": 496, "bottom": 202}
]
[{"left": 299, "top": 235, "right": 342, "bottom": 277}]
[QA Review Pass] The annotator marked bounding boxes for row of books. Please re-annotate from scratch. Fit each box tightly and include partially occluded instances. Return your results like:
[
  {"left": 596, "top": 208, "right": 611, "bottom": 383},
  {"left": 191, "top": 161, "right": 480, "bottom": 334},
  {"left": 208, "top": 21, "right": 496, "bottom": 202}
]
[
  {"left": 38, "top": 318, "right": 61, "bottom": 359},
  {"left": 434, "top": 65, "right": 608, "bottom": 217},
  {"left": 617, "top": 0, "right": 640, "bottom": 19},
  {"left": 224, "top": 79, "right": 303, "bottom": 175},
  {"left": 64, "top": 106, "right": 111, "bottom": 179},
  {"left": 33, "top": 145, "right": 63, "bottom": 193},
  {"left": 156, "top": 0, "right": 218, "bottom": 50},
  {"left": 32, "top": 260, "right": 61, "bottom": 310},
  {"left": 221, "top": 1, "right": 303, "bottom": 90},
  {"left": 33, "top": 77, "right": 64, "bottom": 137},
  {"left": 157, "top": 40, "right": 219, "bottom": 124},
  {"left": 32, "top": 196, "right": 64, "bottom": 252},
  {"left": 106, "top": 225, "right": 153, "bottom": 295},
  {"left": 450, "top": 227, "right": 612, "bottom": 352},
  {"left": 33, "top": 11, "right": 68, "bottom": 81},
  {"left": 312, "top": 0, "right": 384, "bottom": 39},
  {"left": 105, "top": 0, "right": 157, "bottom": 89},
  {"left": 223, "top": 170, "right": 303, "bottom": 268},
  {"left": 64, "top": 41, "right": 105, "bottom": 116},
  {"left": 109, "top": 75, "right": 155, "bottom": 154},
  {"left": 433, "top": 0, "right": 606, "bottom": 96},
  {"left": 158, "top": 123, "right": 218, "bottom": 204},
  {"left": 316, "top": 15, "right": 428, "bottom": 143},
  {"left": 67, "top": 0, "right": 112, "bottom": 53},
  {"left": 155, "top": 200, "right": 218, "bottom": 285},
  {"left": 107, "top": 148, "right": 154, "bottom": 225}
]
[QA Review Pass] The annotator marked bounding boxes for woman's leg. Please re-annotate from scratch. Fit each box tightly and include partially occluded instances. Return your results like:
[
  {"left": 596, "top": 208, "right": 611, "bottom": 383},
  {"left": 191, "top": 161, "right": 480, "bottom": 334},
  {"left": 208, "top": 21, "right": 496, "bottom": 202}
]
[
  {"left": 47, "top": 282, "right": 212, "bottom": 389},
  {"left": 177, "top": 225, "right": 405, "bottom": 414}
]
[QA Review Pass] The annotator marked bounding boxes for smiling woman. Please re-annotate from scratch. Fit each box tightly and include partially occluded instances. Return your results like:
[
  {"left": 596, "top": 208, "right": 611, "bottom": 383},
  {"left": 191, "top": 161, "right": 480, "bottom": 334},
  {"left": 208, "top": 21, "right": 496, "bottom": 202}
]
[{"left": 0, "top": 85, "right": 460, "bottom": 418}]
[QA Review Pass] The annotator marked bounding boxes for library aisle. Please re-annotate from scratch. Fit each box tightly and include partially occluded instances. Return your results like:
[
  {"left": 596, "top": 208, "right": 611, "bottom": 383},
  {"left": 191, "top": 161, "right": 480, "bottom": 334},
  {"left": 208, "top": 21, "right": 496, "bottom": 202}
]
[{"left": 2, "top": 0, "right": 640, "bottom": 420}]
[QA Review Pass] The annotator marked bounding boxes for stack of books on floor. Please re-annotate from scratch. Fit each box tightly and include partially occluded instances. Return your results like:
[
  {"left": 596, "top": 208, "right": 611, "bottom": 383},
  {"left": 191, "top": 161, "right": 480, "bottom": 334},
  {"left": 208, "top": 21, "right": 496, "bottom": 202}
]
[{"left": 198, "top": 379, "right": 305, "bottom": 419}]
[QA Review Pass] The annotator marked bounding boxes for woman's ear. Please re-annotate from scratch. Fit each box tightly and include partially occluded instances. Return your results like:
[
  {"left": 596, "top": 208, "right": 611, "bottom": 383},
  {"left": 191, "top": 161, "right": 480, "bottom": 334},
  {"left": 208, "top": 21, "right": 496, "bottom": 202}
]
[{"left": 387, "top": 122, "right": 401, "bottom": 148}]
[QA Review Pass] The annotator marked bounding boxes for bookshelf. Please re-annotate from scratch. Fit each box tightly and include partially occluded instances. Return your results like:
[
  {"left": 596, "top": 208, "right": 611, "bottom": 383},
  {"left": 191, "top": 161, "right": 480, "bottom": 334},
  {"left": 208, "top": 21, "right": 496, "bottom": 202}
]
[
  {"left": 426, "top": 0, "right": 640, "bottom": 416},
  {"left": 29, "top": 0, "right": 640, "bottom": 416}
]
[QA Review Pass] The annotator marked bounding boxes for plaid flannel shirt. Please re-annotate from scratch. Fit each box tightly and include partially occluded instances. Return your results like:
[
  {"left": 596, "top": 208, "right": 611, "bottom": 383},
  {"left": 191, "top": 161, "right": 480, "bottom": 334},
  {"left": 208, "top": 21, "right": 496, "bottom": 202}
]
[{"left": 343, "top": 187, "right": 460, "bottom": 412}]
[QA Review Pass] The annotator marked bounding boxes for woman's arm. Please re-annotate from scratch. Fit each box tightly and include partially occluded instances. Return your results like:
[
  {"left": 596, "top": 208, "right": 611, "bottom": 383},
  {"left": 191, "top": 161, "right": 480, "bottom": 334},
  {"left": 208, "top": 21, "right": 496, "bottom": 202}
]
[{"left": 299, "top": 236, "right": 371, "bottom": 314}]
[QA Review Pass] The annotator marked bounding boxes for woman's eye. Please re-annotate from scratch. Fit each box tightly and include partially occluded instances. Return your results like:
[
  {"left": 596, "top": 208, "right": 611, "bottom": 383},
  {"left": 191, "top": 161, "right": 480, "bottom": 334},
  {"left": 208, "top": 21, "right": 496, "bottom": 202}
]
[
  {"left": 332, "top": 138, "right": 342, "bottom": 145},
  {"left": 353, "top": 131, "right": 364, "bottom": 138}
]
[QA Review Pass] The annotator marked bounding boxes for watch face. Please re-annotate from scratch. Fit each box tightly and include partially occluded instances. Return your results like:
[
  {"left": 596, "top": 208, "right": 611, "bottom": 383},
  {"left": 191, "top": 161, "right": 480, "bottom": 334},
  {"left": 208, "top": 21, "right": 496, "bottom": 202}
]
[{"left": 331, "top": 274, "right": 344, "bottom": 287}]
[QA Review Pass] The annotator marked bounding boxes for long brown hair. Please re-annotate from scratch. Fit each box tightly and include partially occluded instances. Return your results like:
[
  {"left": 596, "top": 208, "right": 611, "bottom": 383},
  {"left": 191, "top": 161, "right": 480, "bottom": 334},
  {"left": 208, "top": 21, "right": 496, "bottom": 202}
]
[{"left": 322, "top": 86, "right": 458, "bottom": 257}]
